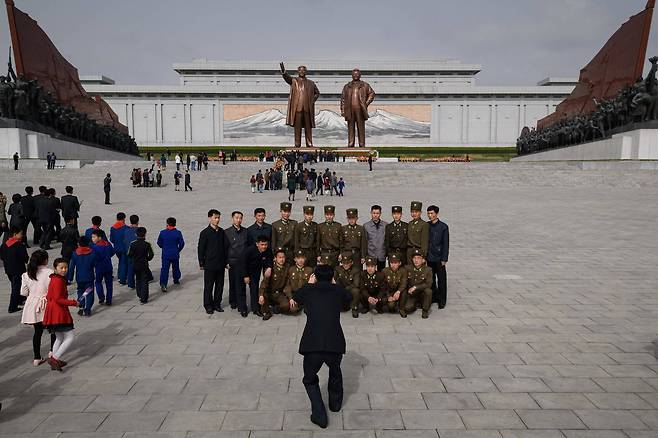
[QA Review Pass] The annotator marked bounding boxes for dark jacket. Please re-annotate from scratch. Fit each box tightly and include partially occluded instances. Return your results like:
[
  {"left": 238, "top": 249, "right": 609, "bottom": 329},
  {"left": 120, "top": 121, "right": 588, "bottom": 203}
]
[
  {"left": 197, "top": 225, "right": 230, "bottom": 270},
  {"left": 36, "top": 196, "right": 55, "bottom": 224},
  {"left": 103, "top": 176, "right": 112, "bottom": 192},
  {"left": 60, "top": 224, "right": 80, "bottom": 259},
  {"left": 0, "top": 238, "right": 29, "bottom": 276},
  {"left": 247, "top": 222, "right": 272, "bottom": 245},
  {"left": 7, "top": 202, "right": 25, "bottom": 228},
  {"left": 68, "top": 246, "right": 96, "bottom": 283},
  {"left": 225, "top": 225, "right": 249, "bottom": 265},
  {"left": 128, "top": 238, "right": 154, "bottom": 272},
  {"left": 60, "top": 194, "right": 80, "bottom": 220},
  {"left": 242, "top": 244, "right": 273, "bottom": 276},
  {"left": 20, "top": 194, "right": 35, "bottom": 220},
  {"left": 427, "top": 220, "right": 449, "bottom": 263},
  {"left": 293, "top": 281, "right": 352, "bottom": 354}
]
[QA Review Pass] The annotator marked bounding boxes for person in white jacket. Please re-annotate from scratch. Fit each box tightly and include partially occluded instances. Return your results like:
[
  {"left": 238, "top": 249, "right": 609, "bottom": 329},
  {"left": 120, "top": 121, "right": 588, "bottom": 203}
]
[{"left": 21, "top": 249, "right": 55, "bottom": 366}]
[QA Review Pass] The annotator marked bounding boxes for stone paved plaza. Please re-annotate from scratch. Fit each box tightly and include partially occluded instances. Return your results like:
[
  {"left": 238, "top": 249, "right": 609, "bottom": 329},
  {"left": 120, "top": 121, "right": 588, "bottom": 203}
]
[{"left": 0, "top": 160, "right": 657, "bottom": 438}]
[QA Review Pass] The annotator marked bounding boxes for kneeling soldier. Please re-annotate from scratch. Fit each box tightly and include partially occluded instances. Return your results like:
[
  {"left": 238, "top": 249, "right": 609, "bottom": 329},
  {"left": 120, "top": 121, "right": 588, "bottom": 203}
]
[
  {"left": 381, "top": 253, "right": 407, "bottom": 314},
  {"left": 284, "top": 250, "right": 314, "bottom": 298},
  {"left": 401, "top": 248, "right": 433, "bottom": 319},
  {"left": 359, "top": 256, "right": 387, "bottom": 316},
  {"left": 334, "top": 252, "right": 361, "bottom": 315},
  {"left": 259, "top": 248, "right": 297, "bottom": 320}
]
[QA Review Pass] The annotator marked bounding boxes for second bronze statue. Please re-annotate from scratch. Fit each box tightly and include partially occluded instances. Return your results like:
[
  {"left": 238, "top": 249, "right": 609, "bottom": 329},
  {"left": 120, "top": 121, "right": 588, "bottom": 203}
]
[
  {"left": 279, "top": 63, "right": 376, "bottom": 147},
  {"left": 341, "top": 68, "right": 376, "bottom": 147}
]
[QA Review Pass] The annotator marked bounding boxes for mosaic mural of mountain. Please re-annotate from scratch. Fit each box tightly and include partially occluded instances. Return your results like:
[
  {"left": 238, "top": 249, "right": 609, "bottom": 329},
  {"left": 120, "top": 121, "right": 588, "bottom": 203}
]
[{"left": 224, "top": 108, "right": 431, "bottom": 144}]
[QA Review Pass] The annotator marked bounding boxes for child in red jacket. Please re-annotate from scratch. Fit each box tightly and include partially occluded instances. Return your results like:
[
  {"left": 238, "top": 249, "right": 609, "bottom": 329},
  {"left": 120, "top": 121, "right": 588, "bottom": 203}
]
[{"left": 43, "top": 258, "right": 78, "bottom": 371}]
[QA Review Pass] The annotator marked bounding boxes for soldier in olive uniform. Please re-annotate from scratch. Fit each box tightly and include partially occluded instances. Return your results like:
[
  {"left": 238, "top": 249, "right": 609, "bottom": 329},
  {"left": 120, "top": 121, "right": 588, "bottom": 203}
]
[
  {"left": 259, "top": 248, "right": 297, "bottom": 320},
  {"left": 284, "top": 250, "right": 314, "bottom": 298},
  {"left": 340, "top": 208, "right": 367, "bottom": 269},
  {"left": 334, "top": 251, "right": 361, "bottom": 315},
  {"left": 385, "top": 206, "right": 408, "bottom": 265},
  {"left": 359, "top": 256, "right": 387, "bottom": 315},
  {"left": 406, "top": 201, "right": 429, "bottom": 263},
  {"left": 294, "top": 205, "right": 318, "bottom": 267},
  {"left": 272, "top": 202, "right": 297, "bottom": 262},
  {"left": 317, "top": 205, "right": 342, "bottom": 267},
  {"left": 381, "top": 253, "right": 407, "bottom": 314},
  {"left": 401, "top": 248, "right": 433, "bottom": 319}
]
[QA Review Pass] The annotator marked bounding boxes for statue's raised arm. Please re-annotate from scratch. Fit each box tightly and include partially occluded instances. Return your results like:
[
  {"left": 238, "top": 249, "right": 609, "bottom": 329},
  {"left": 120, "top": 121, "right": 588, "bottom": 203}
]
[{"left": 280, "top": 62, "right": 292, "bottom": 85}]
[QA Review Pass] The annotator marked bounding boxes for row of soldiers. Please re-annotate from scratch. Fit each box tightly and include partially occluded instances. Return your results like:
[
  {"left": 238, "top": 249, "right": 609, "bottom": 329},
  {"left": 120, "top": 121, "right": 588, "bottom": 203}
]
[
  {"left": 259, "top": 247, "right": 433, "bottom": 319},
  {"left": 271, "top": 201, "right": 431, "bottom": 269},
  {"left": 253, "top": 200, "right": 446, "bottom": 319}
]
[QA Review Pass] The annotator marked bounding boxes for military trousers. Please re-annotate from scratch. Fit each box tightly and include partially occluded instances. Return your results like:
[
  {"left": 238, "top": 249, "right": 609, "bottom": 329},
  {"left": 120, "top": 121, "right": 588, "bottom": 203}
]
[{"left": 400, "top": 287, "right": 432, "bottom": 314}]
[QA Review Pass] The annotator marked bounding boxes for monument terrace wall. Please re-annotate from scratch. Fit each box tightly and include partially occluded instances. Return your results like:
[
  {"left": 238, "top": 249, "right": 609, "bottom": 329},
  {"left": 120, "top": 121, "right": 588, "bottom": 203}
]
[{"left": 82, "top": 60, "right": 574, "bottom": 148}]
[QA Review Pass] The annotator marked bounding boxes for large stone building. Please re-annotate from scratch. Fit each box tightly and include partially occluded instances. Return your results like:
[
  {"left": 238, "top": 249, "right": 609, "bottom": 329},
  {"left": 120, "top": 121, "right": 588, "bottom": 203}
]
[{"left": 81, "top": 59, "right": 576, "bottom": 148}]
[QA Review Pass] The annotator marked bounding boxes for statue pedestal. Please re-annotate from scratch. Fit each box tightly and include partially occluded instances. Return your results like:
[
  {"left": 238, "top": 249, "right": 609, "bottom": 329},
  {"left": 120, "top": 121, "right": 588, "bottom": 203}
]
[
  {"left": 0, "top": 126, "right": 138, "bottom": 161},
  {"left": 512, "top": 128, "right": 658, "bottom": 162}
]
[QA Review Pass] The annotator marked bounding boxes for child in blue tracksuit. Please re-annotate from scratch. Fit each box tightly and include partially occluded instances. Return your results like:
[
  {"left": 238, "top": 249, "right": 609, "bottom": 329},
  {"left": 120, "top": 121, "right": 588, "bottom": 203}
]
[
  {"left": 90, "top": 230, "right": 115, "bottom": 305},
  {"left": 123, "top": 214, "right": 140, "bottom": 289},
  {"left": 110, "top": 212, "right": 129, "bottom": 285},
  {"left": 156, "top": 217, "right": 185, "bottom": 292},
  {"left": 67, "top": 236, "right": 97, "bottom": 316},
  {"left": 85, "top": 215, "right": 107, "bottom": 241}
]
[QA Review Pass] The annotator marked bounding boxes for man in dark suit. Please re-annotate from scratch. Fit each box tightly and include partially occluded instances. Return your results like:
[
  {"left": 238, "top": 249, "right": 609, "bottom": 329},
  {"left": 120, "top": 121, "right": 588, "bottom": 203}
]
[
  {"left": 291, "top": 265, "right": 352, "bottom": 428},
  {"left": 60, "top": 185, "right": 80, "bottom": 227},
  {"left": 198, "top": 209, "right": 230, "bottom": 314}
]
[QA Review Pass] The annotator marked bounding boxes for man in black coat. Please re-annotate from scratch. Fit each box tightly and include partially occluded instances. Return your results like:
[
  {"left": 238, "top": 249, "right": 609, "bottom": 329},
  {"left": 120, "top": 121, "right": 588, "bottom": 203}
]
[
  {"left": 20, "top": 186, "right": 38, "bottom": 245},
  {"left": 426, "top": 205, "right": 449, "bottom": 309},
  {"left": 198, "top": 209, "right": 230, "bottom": 314},
  {"left": 103, "top": 174, "right": 112, "bottom": 205},
  {"left": 0, "top": 227, "right": 29, "bottom": 312},
  {"left": 291, "top": 265, "right": 352, "bottom": 429},
  {"left": 60, "top": 185, "right": 80, "bottom": 226},
  {"left": 36, "top": 188, "right": 55, "bottom": 250},
  {"left": 242, "top": 235, "right": 273, "bottom": 317}
]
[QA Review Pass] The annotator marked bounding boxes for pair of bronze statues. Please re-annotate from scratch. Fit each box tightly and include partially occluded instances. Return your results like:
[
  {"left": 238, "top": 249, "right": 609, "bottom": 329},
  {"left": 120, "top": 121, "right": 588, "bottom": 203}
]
[{"left": 280, "top": 62, "right": 375, "bottom": 147}]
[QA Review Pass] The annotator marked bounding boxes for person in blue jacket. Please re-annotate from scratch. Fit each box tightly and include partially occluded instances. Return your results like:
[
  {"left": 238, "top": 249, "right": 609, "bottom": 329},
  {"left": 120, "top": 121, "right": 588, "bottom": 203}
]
[
  {"left": 123, "top": 214, "right": 140, "bottom": 289},
  {"left": 67, "top": 236, "right": 97, "bottom": 316},
  {"left": 91, "top": 230, "right": 115, "bottom": 305},
  {"left": 110, "top": 212, "right": 129, "bottom": 285},
  {"left": 157, "top": 217, "right": 185, "bottom": 293},
  {"left": 85, "top": 216, "right": 107, "bottom": 241}
]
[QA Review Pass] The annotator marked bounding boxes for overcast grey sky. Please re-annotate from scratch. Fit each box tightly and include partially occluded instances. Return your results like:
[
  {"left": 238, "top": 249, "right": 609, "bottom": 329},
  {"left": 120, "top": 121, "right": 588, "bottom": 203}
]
[{"left": 1, "top": 0, "right": 657, "bottom": 86}]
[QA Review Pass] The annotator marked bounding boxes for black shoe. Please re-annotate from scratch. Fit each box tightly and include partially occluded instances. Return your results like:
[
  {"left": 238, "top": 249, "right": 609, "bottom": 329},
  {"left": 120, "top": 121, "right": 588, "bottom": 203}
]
[
  {"left": 99, "top": 299, "right": 105, "bottom": 305},
  {"left": 105, "top": 302, "right": 112, "bottom": 306},
  {"left": 118, "top": 282, "right": 126, "bottom": 286},
  {"left": 310, "top": 413, "right": 328, "bottom": 429},
  {"left": 161, "top": 286, "right": 167, "bottom": 293},
  {"left": 206, "top": 309, "right": 214, "bottom": 315},
  {"left": 438, "top": 303, "right": 446, "bottom": 309},
  {"left": 7, "top": 308, "right": 20, "bottom": 314},
  {"left": 352, "top": 309, "right": 359, "bottom": 318},
  {"left": 254, "top": 310, "right": 263, "bottom": 317},
  {"left": 422, "top": 310, "right": 429, "bottom": 319},
  {"left": 359, "top": 307, "right": 368, "bottom": 314},
  {"left": 272, "top": 307, "right": 280, "bottom": 315},
  {"left": 240, "top": 311, "right": 248, "bottom": 318},
  {"left": 214, "top": 306, "right": 224, "bottom": 312},
  {"left": 399, "top": 310, "right": 407, "bottom": 318},
  {"left": 173, "top": 280, "right": 180, "bottom": 285},
  {"left": 329, "top": 397, "right": 342, "bottom": 412},
  {"left": 77, "top": 308, "right": 84, "bottom": 316},
  {"left": 262, "top": 313, "right": 272, "bottom": 321},
  {"left": 230, "top": 304, "right": 237, "bottom": 310}
]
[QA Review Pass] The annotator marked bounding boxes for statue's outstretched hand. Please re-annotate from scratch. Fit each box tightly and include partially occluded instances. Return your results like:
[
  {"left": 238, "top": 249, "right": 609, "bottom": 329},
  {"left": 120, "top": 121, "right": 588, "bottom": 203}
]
[{"left": 649, "top": 56, "right": 658, "bottom": 64}]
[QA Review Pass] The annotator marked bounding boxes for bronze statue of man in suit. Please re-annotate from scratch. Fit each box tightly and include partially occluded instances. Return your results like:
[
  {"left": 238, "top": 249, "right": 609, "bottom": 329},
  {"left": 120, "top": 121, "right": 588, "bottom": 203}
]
[
  {"left": 280, "top": 62, "right": 320, "bottom": 147},
  {"left": 340, "top": 68, "right": 376, "bottom": 147}
]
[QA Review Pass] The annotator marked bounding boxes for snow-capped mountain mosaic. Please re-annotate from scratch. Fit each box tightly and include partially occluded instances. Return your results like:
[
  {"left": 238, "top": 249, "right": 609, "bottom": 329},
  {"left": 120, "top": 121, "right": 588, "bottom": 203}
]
[{"left": 224, "top": 108, "right": 430, "bottom": 144}]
